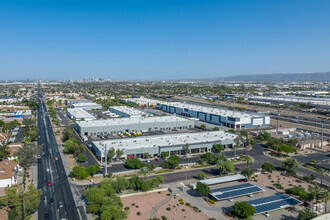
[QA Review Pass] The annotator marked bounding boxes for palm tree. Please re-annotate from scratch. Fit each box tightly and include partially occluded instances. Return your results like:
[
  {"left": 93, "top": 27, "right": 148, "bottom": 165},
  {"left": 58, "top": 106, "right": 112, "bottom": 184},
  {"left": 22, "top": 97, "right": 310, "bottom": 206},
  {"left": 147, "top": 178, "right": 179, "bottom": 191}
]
[
  {"left": 322, "top": 189, "right": 329, "bottom": 214},
  {"left": 116, "top": 148, "right": 124, "bottom": 161},
  {"left": 240, "top": 154, "right": 254, "bottom": 168},
  {"left": 317, "top": 168, "right": 327, "bottom": 185},
  {"left": 309, "top": 184, "right": 322, "bottom": 203},
  {"left": 216, "top": 160, "right": 226, "bottom": 175},
  {"left": 139, "top": 167, "right": 150, "bottom": 180},
  {"left": 183, "top": 143, "right": 190, "bottom": 157},
  {"left": 215, "top": 152, "right": 227, "bottom": 162}
]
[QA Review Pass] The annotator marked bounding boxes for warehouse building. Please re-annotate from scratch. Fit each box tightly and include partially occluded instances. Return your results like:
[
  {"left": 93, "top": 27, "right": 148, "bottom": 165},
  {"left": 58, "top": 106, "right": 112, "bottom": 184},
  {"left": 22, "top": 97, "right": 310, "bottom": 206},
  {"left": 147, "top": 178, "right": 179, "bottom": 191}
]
[
  {"left": 71, "top": 102, "right": 102, "bottom": 111},
  {"left": 67, "top": 108, "right": 96, "bottom": 121},
  {"left": 65, "top": 99, "right": 92, "bottom": 106},
  {"left": 75, "top": 116, "right": 194, "bottom": 137},
  {"left": 157, "top": 102, "right": 270, "bottom": 129},
  {"left": 92, "top": 131, "right": 238, "bottom": 161},
  {"left": 0, "top": 110, "right": 32, "bottom": 119},
  {"left": 108, "top": 106, "right": 152, "bottom": 118},
  {"left": 120, "top": 96, "right": 159, "bottom": 107}
]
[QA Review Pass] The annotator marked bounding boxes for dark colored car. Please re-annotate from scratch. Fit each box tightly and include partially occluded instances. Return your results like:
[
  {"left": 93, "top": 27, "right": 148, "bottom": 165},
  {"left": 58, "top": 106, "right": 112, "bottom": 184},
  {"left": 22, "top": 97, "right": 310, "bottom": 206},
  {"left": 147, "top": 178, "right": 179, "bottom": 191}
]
[
  {"left": 49, "top": 198, "right": 54, "bottom": 205},
  {"left": 44, "top": 212, "right": 49, "bottom": 219}
]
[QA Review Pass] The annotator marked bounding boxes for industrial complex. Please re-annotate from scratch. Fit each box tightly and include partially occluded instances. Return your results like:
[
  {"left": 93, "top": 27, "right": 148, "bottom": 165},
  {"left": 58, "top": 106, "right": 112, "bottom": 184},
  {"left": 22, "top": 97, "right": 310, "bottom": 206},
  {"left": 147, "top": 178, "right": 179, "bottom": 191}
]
[
  {"left": 108, "top": 106, "right": 152, "bottom": 118},
  {"left": 91, "top": 130, "right": 238, "bottom": 161},
  {"left": 157, "top": 102, "right": 270, "bottom": 128},
  {"left": 120, "top": 96, "right": 159, "bottom": 107},
  {"left": 71, "top": 102, "right": 102, "bottom": 110},
  {"left": 67, "top": 108, "right": 96, "bottom": 121},
  {"left": 75, "top": 116, "right": 194, "bottom": 137}
]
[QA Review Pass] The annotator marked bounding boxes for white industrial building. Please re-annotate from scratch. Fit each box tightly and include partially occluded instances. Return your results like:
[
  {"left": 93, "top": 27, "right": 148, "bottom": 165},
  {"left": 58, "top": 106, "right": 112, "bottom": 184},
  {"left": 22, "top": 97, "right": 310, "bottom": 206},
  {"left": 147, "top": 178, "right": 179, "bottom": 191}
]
[
  {"left": 92, "top": 131, "right": 238, "bottom": 161},
  {"left": 75, "top": 116, "right": 194, "bottom": 137},
  {"left": 157, "top": 102, "right": 270, "bottom": 129},
  {"left": 249, "top": 96, "right": 330, "bottom": 107},
  {"left": 67, "top": 108, "right": 96, "bottom": 121},
  {"left": 108, "top": 106, "right": 152, "bottom": 118},
  {"left": 120, "top": 97, "right": 159, "bottom": 107},
  {"left": 71, "top": 102, "right": 102, "bottom": 111}
]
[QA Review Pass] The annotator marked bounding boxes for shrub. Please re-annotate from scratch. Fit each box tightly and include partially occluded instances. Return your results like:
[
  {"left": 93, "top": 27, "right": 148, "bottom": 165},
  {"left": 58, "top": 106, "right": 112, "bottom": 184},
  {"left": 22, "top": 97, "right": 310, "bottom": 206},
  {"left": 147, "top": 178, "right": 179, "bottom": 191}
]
[
  {"left": 210, "top": 200, "right": 215, "bottom": 205},
  {"left": 124, "top": 207, "right": 129, "bottom": 210},
  {"left": 166, "top": 207, "right": 171, "bottom": 211},
  {"left": 185, "top": 203, "right": 191, "bottom": 206},
  {"left": 137, "top": 212, "right": 141, "bottom": 215},
  {"left": 233, "top": 201, "right": 256, "bottom": 218},
  {"left": 161, "top": 216, "right": 167, "bottom": 220},
  {"left": 182, "top": 209, "right": 185, "bottom": 212},
  {"left": 273, "top": 183, "right": 284, "bottom": 189}
]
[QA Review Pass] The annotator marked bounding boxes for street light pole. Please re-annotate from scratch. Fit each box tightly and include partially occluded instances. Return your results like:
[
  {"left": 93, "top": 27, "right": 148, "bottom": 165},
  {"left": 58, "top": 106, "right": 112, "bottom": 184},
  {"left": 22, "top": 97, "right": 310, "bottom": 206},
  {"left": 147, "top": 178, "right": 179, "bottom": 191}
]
[{"left": 104, "top": 144, "right": 108, "bottom": 177}]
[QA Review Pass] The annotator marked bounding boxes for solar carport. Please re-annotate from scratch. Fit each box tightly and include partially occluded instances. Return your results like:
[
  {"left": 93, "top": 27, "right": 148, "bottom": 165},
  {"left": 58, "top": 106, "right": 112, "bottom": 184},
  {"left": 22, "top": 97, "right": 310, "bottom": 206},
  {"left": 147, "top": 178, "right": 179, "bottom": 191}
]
[
  {"left": 210, "top": 183, "right": 264, "bottom": 201},
  {"left": 200, "top": 174, "right": 246, "bottom": 185},
  {"left": 249, "top": 194, "right": 302, "bottom": 214}
]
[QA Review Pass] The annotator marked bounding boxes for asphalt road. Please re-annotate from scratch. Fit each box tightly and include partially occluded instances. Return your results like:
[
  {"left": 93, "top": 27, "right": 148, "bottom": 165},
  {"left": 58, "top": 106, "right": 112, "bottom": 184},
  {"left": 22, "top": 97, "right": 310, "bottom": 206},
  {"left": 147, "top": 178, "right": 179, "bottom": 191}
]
[{"left": 37, "top": 85, "right": 82, "bottom": 220}]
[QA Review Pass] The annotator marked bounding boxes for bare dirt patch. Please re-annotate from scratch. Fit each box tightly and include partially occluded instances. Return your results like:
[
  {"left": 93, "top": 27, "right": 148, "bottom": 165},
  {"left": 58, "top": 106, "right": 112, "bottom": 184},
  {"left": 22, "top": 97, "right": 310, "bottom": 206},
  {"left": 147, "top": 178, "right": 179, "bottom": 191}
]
[
  {"left": 255, "top": 171, "right": 312, "bottom": 192},
  {"left": 156, "top": 196, "right": 209, "bottom": 220},
  {"left": 121, "top": 190, "right": 169, "bottom": 220}
]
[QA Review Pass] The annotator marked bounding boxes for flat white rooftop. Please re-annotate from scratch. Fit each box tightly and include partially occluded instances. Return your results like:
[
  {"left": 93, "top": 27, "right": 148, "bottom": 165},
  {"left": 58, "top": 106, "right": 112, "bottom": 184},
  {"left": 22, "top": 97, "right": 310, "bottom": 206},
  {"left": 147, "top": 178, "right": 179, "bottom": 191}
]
[
  {"left": 160, "top": 102, "right": 263, "bottom": 119},
  {"left": 72, "top": 103, "right": 101, "bottom": 107},
  {"left": 93, "top": 131, "right": 237, "bottom": 151},
  {"left": 109, "top": 106, "right": 151, "bottom": 117},
  {"left": 124, "top": 97, "right": 159, "bottom": 105},
  {"left": 77, "top": 116, "right": 192, "bottom": 128},
  {"left": 253, "top": 96, "right": 330, "bottom": 106},
  {"left": 200, "top": 174, "right": 246, "bottom": 185},
  {"left": 67, "top": 108, "right": 95, "bottom": 119}
]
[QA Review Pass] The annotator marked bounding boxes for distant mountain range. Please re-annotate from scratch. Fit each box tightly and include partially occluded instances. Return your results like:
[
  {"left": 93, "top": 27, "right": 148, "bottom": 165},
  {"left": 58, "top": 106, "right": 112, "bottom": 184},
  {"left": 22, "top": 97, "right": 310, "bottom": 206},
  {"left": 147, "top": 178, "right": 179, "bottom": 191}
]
[{"left": 197, "top": 72, "right": 330, "bottom": 82}]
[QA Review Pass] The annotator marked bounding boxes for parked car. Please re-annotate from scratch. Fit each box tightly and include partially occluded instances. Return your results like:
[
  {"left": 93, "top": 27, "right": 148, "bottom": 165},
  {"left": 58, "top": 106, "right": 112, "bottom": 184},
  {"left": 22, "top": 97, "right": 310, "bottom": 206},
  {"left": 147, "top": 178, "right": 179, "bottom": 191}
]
[
  {"left": 48, "top": 180, "right": 52, "bottom": 186},
  {"left": 49, "top": 198, "right": 54, "bottom": 205},
  {"left": 58, "top": 201, "right": 63, "bottom": 208},
  {"left": 155, "top": 158, "right": 159, "bottom": 162}
]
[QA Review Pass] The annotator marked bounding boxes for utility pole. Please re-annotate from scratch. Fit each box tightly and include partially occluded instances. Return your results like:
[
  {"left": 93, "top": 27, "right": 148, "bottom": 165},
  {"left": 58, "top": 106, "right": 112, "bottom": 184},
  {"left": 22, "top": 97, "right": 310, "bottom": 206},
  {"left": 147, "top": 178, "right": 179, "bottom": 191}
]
[
  {"left": 321, "top": 124, "right": 324, "bottom": 149},
  {"left": 104, "top": 144, "right": 108, "bottom": 177}
]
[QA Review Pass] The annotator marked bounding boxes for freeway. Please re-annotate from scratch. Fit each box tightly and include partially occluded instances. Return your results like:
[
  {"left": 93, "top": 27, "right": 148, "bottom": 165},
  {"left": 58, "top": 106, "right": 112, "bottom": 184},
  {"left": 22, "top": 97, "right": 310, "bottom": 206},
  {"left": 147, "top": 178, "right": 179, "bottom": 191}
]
[{"left": 37, "top": 85, "right": 81, "bottom": 220}]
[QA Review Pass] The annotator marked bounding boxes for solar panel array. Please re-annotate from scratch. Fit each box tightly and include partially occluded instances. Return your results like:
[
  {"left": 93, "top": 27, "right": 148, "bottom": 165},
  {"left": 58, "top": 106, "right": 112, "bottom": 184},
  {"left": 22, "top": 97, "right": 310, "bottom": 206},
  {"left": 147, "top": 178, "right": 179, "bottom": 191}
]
[
  {"left": 249, "top": 194, "right": 302, "bottom": 214},
  {"left": 210, "top": 183, "right": 264, "bottom": 201}
]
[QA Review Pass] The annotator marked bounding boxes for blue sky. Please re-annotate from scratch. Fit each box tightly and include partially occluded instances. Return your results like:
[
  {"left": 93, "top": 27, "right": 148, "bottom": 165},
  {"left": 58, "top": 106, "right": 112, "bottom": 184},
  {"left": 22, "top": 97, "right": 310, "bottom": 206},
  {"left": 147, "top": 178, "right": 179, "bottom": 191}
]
[{"left": 0, "top": 0, "right": 330, "bottom": 80}]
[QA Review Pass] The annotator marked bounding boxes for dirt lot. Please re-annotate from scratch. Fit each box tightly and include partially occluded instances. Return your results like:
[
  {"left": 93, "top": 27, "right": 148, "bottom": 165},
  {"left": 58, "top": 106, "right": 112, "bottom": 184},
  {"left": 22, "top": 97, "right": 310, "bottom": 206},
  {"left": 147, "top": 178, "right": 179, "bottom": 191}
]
[
  {"left": 121, "top": 190, "right": 209, "bottom": 220},
  {"left": 156, "top": 197, "right": 209, "bottom": 220},
  {"left": 121, "top": 191, "right": 169, "bottom": 220},
  {"left": 255, "top": 171, "right": 312, "bottom": 192}
]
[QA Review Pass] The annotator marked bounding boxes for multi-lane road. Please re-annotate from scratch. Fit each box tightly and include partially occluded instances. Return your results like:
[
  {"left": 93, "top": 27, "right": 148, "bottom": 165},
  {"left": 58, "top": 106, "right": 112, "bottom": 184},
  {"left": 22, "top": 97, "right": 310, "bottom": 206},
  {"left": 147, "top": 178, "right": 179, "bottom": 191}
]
[{"left": 37, "top": 85, "right": 82, "bottom": 220}]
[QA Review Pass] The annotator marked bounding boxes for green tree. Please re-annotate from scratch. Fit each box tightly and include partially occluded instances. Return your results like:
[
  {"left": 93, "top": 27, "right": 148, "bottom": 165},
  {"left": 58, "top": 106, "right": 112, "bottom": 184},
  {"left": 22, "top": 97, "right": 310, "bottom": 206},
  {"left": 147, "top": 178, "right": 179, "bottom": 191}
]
[
  {"left": 227, "top": 129, "right": 236, "bottom": 134},
  {"left": 198, "top": 172, "right": 208, "bottom": 180},
  {"left": 309, "top": 184, "right": 322, "bottom": 203},
  {"left": 63, "top": 126, "right": 74, "bottom": 141},
  {"left": 2, "top": 184, "right": 42, "bottom": 220},
  {"left": 107, "top": 147, "right": 116, "bottom": 162},
  {"left": 233, "top": 201, "right": 256, "bottom": 219},
  {"left": 71, "top": 165, "right": 89, "bottom": 180},
  {"left": 298, "top": 208, "right": 317, "bottom": 220},
  {"left": 116, "top": 148, "right": 124, "bottom": 161},
  {"left": 77, "top": 153, "right": 88, "bottom": 163},
  {"left": 87, "top": 164, "right": 101, "bottom": 176},
  {"left": 216, "top": 160, "right": 235, "bottom": 175},
  {"left": 263, "top": 131, "right": 271, "bottom": 140},
  {"left": 200, "top": 124, "right": 206, "bottom": 130},
  {"left": 183, "top": 143, "right": 190, "bottom": 157},
  {"left": 161, "top": 155, "right": 180, "bottom": 169},
  {"left": 196, "top": 182, "right": 211, "bottom": 196},
  {"left": 161, "top": 151, "right": 169, "bottom": 158},
  {"left": 139, "top": 167, "right": 150, "bottom": 180},
  {"left": 15, "top": 144, "right": 41, "bottom": 170},
  {"left": 261, "top": 162, "right": 274, "bottom": 173},
  {"left": 281, "top": 158, "right": 300, "bottom": 174},
  {"left": 112, "top": 177, "right": 129, "bottom": 193},
  {"left": 101, "top": 205, "right": 127, "bottom": 220},
  {"left": 240, "top": 154, "right": 254, "bottom": 168},
  {"left": 316, "top": 168, "right": 327, "bottom": 185},
  {"left": 241, "top": 168, "right": 254, "bottom": 180},
  {"left": 126, "top": 158, "right": 142, "bottom": 169},
  {"left": 0, "top": 144, "right": 10, "bottom": 160},
  {"left": 212, "top": 144, "right": 225, "bottom": 153},
  {"left": 144, "top": 152, "right": 151, "bottom": 158},
  {"left": 213, "top": 127, "right": 220, "bottom": 131}
]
